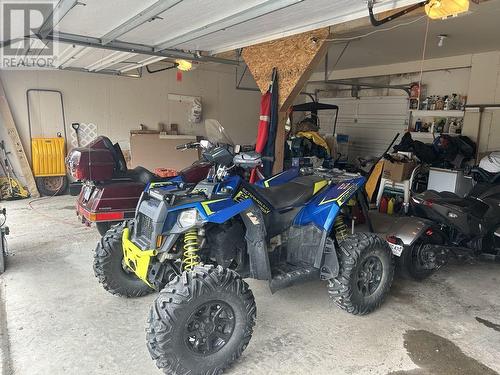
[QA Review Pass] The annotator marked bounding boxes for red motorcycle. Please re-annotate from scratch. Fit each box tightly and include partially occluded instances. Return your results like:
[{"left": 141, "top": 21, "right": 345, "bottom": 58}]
[{"left": 66, "top": 136, "right": 211, "bottom": 235}]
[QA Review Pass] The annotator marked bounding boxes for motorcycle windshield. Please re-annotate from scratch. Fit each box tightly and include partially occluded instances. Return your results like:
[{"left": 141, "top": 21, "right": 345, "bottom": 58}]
[{"left": 205, "top": 119, "right": 234, "bottom": 146}]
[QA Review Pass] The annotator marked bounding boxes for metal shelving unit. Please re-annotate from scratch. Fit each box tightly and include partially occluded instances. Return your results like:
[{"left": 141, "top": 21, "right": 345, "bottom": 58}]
[{"left": 409, "top": 109, "right": 465, "bottom": 118}]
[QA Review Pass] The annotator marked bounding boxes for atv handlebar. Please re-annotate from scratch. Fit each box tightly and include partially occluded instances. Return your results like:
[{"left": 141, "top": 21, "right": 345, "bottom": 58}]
[
  {"left": 470, "top": 167, "right": 500, "bottom": 184},
  {"left": 176, "top": 142, "right": 200, "bottom": 150}
]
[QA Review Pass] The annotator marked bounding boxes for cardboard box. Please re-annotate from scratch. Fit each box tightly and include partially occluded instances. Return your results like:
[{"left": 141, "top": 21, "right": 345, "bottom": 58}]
[
  {"left": 130, "top": 134, "right": 198, "bottom": 172},
  {"left": 383, "top": 159, "right": 416, "bottom": 182}
]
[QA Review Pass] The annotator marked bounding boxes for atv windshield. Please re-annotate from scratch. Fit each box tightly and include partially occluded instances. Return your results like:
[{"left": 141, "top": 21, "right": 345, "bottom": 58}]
[{"left": 205, "top": 119, "right": 234, "bottom": 146}]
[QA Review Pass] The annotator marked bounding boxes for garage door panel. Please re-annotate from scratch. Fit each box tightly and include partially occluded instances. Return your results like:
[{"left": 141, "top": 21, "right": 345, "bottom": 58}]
[
  {"left": 315, "top": 96, "right": 408, "bottom": 161},
  {"left": 336, "top": 125, "right": 406, "bottom": 135},
  {"left": 357, "top": 104, "right": 408, "bottom": 116},
  {"left": 338, "top": 118, "right": 408, "bottom": 126}
]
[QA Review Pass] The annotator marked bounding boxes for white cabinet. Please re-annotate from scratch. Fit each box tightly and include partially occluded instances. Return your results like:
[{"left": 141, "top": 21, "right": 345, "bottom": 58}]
[{"left": 427, "top": 168, "right": 473, "bottom": 197}]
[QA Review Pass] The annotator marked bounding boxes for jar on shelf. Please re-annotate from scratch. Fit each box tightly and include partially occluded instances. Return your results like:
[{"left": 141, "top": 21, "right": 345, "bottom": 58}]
[{"left": 435, "top": 96, "right": 444, "bottom": 110}]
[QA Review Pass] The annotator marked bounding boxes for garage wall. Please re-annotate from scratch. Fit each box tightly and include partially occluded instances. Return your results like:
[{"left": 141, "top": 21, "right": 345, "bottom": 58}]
[
  {"left": 0, "top": 64, "right": 261, "bottom": 183},
  {"left": 311, "top": 68, "right": 470, "bottom": 100},
  {"left": 309, "top": 51, "right": 500, "bottom": 154},
  {"left": 461, "top": 51, "right": 500, "bottom": 154}
]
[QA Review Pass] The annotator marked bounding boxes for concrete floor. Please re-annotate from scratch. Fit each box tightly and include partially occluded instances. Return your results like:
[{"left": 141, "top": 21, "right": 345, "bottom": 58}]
[{"left": 1, "top": 195, "right": 500, "bottom": 375}]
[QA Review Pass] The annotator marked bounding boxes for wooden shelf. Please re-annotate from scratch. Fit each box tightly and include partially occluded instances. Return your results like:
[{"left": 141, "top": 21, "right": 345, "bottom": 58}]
[
  {"left": 158, "top": 134, "right": 197, "bottom": 140},
  {"left": 410, "top": 131, "right": 433, "bottom": 138},
  {"left": 410, "top": 110, "right": 464, "bottom": 118},
  {"left": 410, "top": 132, "right": 459, "bottom": 138}
]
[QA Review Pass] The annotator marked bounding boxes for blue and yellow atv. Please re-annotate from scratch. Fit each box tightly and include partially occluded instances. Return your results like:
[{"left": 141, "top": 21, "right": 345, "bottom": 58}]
[{"left": 93, "top": 121, "right": 394, "bottom": 375}]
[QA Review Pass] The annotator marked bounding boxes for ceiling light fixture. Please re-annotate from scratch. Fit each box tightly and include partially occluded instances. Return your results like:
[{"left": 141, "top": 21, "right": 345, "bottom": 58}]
[
  {"left": 425, "top": 0, "right": 470, "bottom": 20},
  {"left": 175, "top": 59, "right": 193, "bottom": 71}
]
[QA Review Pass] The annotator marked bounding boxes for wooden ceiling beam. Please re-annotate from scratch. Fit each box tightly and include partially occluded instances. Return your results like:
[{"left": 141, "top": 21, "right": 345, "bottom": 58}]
[{"left": 242, "top": 28, "right": 330, "bottom": 173}]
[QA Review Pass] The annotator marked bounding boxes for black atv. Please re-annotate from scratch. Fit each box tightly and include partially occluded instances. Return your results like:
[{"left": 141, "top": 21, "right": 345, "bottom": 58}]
[{"left": 386, "top": 167, "right": 500, "bottom": 279}]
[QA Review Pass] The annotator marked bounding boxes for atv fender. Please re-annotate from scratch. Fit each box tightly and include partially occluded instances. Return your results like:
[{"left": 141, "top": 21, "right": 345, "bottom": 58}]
[
  {"left": 204, "top": 199, "right": 253, "bottom": 224},
  {"left": 239, "top": 206, "right": 270, "bottom": 281},
  {"left": 319, "top": 235, "right": 339, "bottom": 280},
  {"left": 386, "top": 216, "right": 434, "bottom": 246}
]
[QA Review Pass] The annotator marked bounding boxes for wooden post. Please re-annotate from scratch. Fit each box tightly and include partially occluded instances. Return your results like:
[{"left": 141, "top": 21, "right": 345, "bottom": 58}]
[
  {"left": 272, "top": 111, "right": 288, "bottom": 174},
  {"left": 0, "top": 77, "right": 39, "bottom": 197},
  {"left": 242, "top": 28, "right": 331, "bottom": 174}
]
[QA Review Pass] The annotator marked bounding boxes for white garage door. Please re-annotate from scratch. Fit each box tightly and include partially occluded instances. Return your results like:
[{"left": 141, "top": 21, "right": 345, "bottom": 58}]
[{"left": 317, "top": 96, "right": 409, "bottom": 161}]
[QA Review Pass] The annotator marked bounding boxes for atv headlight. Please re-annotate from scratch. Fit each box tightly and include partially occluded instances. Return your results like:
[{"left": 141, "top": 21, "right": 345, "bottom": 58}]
[{"left": 178, "top": 209, "right": 200, "bottom": 228}]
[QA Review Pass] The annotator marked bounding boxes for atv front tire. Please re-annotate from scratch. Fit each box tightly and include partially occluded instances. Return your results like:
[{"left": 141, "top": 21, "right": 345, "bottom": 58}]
[
  {"left": 147, "top": 265, "right": 256, "bottom": 375},
  {"left": 93, "top": 221, "right": 153, "bottom": 297},
  {"left": 328, "top": 233, "right": 394, "bottom": 315}
]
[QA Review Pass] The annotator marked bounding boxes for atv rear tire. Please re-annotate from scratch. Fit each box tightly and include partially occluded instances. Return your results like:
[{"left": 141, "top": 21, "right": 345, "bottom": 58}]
[
  {"left": 96, "top": 222, "right": 113, "bottom": 236},
  {"left": 93, "top": 221, "right": 153, "bottom": 297},
  {"left": 328, "top": 233, "right": 394, "bottom": 315},
  {"left": 147, "top": 265, "right": 256, "bottom": 375}
]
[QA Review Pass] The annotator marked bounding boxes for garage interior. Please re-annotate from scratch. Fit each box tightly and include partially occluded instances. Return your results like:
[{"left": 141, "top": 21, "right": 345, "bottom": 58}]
[{"left": 1, "top": 0, "right": 500, "bottom": 374}]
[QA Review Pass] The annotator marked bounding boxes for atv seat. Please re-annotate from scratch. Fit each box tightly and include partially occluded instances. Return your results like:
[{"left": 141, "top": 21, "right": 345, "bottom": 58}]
[
  {"left": 471, "top": 167, "right": 500, "bottom": 184},
  {"left": 255, "top": 175, "right": 327, "bottom": 210},
  {"left": 125, "top": 166, "right": 170, "bottom": 185},
  {"left": 420, "top": 190, "right": 461, "bottom": 200},
  {"left": 419, "top": 189, "right": 489, "bottom": 216}
]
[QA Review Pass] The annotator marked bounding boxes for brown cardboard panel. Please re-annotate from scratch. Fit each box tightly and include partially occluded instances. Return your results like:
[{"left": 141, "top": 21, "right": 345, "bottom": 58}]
[{"left": 130, "top": 133, "right": 198, "bottom": 172}]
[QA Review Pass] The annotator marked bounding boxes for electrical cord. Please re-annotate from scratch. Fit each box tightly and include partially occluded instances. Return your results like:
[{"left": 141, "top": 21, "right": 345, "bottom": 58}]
[
  {"left": 324, "top": 15, "right": 427, "bottom": 43},
  {"left": 417, "top": 17, "right": 431, "bottom": 106},
  {"left": 331, "top": 41, "right": 350, "bottom": 71},
  {"left": 27, "top": 184, "right": 90, "bottom": 229}
]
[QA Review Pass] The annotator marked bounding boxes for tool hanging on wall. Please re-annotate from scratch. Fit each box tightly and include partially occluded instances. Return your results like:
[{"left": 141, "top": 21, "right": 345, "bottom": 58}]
[
  {"left": 27, "top": 89, "right": 69, "bottom": 196},
  {"left": 69, "top": 122, "right": 98, "bottom": 148},
  {"left": 71, "top": 123, "right": 81, "bottom": 147}
]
